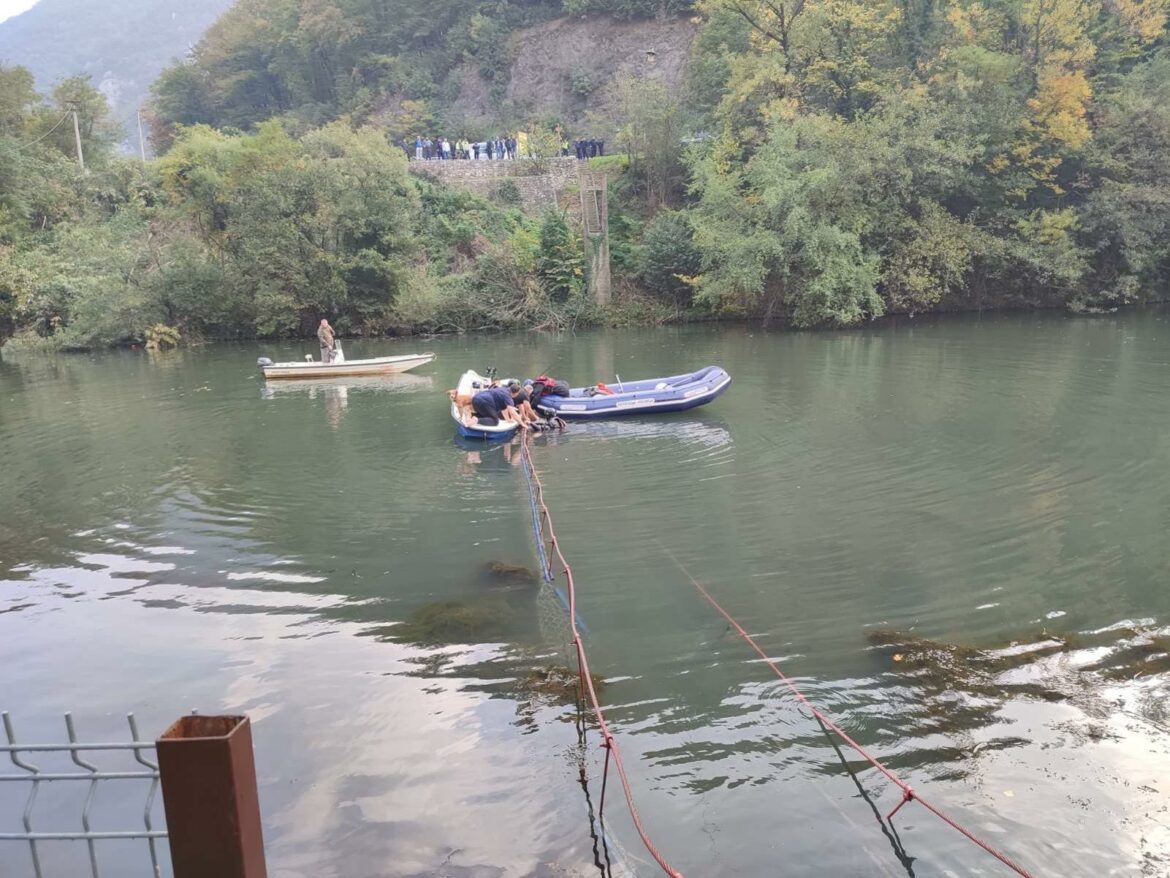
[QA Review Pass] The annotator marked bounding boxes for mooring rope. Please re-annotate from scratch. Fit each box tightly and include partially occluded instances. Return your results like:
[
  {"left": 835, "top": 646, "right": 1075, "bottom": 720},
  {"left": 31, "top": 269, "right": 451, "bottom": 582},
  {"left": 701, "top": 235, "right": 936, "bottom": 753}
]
[
  {"left": 520, "top": 438, "right": 685, "bottom": 878},
  {"left": 519, "top": 438, "right": 586, "bottom": 633},
  {"left": 661, "top": 546, "right": 1038, "bottom": 878}
]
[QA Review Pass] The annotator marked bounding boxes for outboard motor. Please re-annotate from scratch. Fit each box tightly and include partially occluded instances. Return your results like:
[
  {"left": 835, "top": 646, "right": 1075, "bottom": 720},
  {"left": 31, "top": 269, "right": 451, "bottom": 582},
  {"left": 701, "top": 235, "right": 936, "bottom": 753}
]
[{"left": 257, "top": 357, "right": 273, "bottom": 367}]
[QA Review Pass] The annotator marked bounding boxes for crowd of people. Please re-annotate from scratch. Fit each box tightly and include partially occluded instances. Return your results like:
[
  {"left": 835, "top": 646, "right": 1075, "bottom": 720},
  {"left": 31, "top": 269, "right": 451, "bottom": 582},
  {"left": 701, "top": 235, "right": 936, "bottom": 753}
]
[
  {"left": 399, "top": 133, "right": 607, "bottom": 161},
  {"left": 571, "top": 138, "right": 605, "bottom": 159},
  {"left": 402, "top": 135, "right": 520, "bottom": 161}
]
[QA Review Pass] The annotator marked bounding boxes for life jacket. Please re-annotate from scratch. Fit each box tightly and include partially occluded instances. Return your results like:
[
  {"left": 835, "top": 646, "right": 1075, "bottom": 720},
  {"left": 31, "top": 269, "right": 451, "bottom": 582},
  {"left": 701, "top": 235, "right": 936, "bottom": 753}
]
[
  {"left": 530, "top": 376, "right": 569, "bottom": 407},
  {"left": 533, "top": 376, "right": 568, "bottom": 398},
  {"left": 534, "top": 376, "right": 570, "bottom": 397}
]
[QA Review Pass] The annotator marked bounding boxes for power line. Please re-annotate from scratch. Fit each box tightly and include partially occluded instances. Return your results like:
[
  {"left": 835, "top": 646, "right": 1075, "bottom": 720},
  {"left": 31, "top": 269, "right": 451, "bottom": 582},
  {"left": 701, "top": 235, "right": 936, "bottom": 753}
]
[{"left": 6, "top": 111, "right": 72, "bottom": 152}]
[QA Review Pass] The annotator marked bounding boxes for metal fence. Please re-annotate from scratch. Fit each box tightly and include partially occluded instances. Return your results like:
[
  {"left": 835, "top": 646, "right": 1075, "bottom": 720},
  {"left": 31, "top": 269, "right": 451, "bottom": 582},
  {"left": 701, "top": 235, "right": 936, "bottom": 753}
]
[{"left": 1, "top": 711, "right": 167, "bottom": 878}]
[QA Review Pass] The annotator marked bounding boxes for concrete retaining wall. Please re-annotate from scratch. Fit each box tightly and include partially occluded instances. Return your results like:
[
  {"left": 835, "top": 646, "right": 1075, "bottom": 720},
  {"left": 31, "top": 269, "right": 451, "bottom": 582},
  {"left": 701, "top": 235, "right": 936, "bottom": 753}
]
[{"left": 408, "top": 156, "right": 580, "bottom": 215}]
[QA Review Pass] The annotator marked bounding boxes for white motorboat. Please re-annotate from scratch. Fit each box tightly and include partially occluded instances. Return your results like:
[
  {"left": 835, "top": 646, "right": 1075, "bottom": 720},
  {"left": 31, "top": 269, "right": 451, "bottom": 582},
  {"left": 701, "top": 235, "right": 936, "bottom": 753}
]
[
  {"left": 258, "top": 345, "right": 435, "bottom": 380},
  {"left": 450, "top": 369, "right": 519, "bottom": 440}
]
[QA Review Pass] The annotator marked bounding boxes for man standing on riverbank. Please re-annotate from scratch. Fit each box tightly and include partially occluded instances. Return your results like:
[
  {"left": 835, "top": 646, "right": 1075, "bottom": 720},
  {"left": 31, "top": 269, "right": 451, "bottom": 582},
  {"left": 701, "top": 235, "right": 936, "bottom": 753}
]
[{"left": 318, "top": 319, "right": 336, "bottom": 363}]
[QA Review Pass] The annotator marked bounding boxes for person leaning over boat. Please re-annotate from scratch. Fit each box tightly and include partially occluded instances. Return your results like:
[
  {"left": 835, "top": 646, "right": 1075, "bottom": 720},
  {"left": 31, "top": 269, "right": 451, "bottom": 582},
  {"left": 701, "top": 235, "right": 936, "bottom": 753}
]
[
  {"left": 469, "top": 384, "right": 526, "bottom": 430},
  {"left": 317, "top": 319, "right": 336, "bottom": 363},
  {"left": 505, "top": 379, "right": 541, "bottom": 426}
]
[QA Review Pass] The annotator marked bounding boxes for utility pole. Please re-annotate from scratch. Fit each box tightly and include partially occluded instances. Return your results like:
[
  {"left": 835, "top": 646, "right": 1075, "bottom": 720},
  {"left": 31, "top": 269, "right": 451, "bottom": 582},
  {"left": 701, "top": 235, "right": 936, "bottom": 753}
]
[
  {"left": 137, "top": 108, "right": 148, "bottom": 164},
  {"left": 67, "top": 100, "right": 85, "bottom": 172}
]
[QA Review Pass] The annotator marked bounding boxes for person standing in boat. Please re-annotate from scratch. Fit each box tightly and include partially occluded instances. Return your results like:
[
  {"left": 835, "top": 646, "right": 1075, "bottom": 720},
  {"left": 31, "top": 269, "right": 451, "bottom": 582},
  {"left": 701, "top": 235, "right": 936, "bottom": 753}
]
[{"left": 317, "top": 319, "right": 336, "bottom": 363}]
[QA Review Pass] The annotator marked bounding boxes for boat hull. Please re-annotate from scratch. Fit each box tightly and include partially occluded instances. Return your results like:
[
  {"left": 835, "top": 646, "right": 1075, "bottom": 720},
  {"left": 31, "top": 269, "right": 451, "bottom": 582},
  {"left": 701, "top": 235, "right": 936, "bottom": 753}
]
[
  {"left": 537, "top": 366, "right": 731, "bottom": 419},
  {"left": 450, "top": 370, "right": 520, "bottom": 440},
  {"left": 262, "top": 353, "right": 434, "bottom": 380},
  {"left": 452, "top": 401, "right": 518, "bottom": 440}
]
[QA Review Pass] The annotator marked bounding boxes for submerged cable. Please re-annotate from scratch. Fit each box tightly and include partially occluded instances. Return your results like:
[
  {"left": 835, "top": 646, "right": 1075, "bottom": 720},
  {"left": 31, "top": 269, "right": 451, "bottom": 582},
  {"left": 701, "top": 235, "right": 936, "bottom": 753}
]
[
  {"left": 519, "top": 438, "right": 586, "bottom": 633},
  {"left": 522, "top": 439, "right": 684, "bottom": 878},
  {"left": 662, "top": 546, "right": 1038, "bottom": 878}
]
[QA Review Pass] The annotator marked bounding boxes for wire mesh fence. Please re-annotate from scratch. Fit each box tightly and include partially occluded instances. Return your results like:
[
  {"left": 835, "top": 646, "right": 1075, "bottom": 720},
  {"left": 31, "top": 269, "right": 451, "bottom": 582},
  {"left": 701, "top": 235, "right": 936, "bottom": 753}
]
[{"left": 1, "top": 711, "right": 168, "bottom": 878}]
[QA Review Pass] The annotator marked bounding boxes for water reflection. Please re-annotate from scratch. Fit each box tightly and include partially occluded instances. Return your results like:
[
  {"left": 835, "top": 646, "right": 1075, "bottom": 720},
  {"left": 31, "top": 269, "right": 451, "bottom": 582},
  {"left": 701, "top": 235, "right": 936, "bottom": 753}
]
[
  {"left": 867, "top": 623, "right": 1170, "bottom": 757},
  {"left": 259, "top": 374, "right": 435, "bottom": 430},
  {"left": 259, "top": 372, "right": 433, "bottom": 398},
  {"left": 4, "top": 321, "right": 1170, "bottom": 876},
  {"left": 455, "top": 439, "right": 524, "bottom": 475}
]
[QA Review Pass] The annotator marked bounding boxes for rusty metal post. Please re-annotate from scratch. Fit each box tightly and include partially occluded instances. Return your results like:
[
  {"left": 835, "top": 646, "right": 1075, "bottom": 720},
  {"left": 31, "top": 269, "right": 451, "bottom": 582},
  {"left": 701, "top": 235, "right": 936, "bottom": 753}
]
[{"left": 157, "top": 715, "right": 267, "bottom": 878}]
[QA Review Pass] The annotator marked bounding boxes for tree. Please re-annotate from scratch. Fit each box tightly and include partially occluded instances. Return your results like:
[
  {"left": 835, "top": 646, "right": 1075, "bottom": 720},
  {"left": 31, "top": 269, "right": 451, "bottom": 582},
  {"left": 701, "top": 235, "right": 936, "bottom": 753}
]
[
  {"left": 536, "top": 209, "right": 582, "bottom": 303},
  {"left": 0, "top": 65, "right": 38, "bottom": 135},
  {"left": 640, "top": 210, "right": 703, "bottom": 304},
  {"left": 1077, "top": 51, "right": 1170, "bottom": 305},
  {"left": 609, "top": 75, "right": 687, "bottom": 209},
  {"left": 36, "top": 76, "right": 122, "bottom": 166},
  {"left": 689, "top": 117, "right": 884, "bottom": 326}
]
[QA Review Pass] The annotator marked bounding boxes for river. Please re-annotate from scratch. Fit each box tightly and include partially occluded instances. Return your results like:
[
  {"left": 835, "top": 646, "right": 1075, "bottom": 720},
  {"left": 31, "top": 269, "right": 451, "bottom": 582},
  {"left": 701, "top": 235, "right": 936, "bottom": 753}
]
[{"left": 2, "top": 313, "right": 1169, "bottom": 877}]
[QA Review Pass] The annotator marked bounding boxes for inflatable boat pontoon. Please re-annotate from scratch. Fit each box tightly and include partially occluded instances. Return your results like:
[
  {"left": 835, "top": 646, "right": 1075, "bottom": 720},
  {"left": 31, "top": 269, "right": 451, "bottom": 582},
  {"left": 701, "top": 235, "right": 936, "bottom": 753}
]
[{"left": 536, "top": 366, "right": 731, "bottom": 419}]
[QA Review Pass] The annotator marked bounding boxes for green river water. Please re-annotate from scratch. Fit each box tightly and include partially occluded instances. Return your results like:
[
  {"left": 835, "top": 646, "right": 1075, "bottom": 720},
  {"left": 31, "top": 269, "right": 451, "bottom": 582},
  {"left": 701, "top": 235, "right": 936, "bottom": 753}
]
[{"left": 2, "top": 313, "right": 1169, "bottom": 877}]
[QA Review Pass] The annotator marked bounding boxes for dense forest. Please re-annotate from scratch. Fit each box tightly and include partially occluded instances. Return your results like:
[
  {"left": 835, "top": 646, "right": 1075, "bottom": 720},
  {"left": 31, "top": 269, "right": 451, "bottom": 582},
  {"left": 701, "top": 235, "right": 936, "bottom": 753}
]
[{"left": 3, "top": 0, "right": 1170, "bottom": 348}]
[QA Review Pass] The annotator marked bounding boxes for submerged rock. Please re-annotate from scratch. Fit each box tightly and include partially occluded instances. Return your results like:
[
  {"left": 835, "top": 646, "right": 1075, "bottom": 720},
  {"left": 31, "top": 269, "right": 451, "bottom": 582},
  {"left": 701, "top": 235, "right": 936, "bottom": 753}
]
[
  {"left": 395, "top": 597, "right": 516, "bottom": 643},
  {"left": 1076, "top": 630, "right": 1170, "bottom": 680},
  {"left": 394, "top": 566, "right": 546, "bottom": 645},
  {"left": 867, "top": 624, "right": 1170, "bottom": 738},
  {"left": 520, "top": 665, "right": 606, "bottom": 704},
  {"left": 868, "top": 628, "right": 1068, "bottom": 680},
  {"left": 482, "top": 560, "right": 541, "bottom": 589}
]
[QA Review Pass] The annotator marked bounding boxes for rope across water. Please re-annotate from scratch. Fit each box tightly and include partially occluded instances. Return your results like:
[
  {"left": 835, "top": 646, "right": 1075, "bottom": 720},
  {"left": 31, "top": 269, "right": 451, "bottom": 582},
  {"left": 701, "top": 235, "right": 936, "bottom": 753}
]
[
  {"left": 519, "top": 438, "right": 685, "bottom": 878},
  {"left": 661, "top": 546, "right": 1039, "bottom": 878},
  {"left": 518, "top": 437, "right": 1037, "bottom": 878}
]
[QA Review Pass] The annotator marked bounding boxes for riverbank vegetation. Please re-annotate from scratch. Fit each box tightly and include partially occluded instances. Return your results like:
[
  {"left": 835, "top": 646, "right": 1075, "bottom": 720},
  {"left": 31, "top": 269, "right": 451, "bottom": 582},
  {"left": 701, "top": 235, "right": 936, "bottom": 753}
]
[{"left": 4, "top": 0, "right": 1170, "bottom": 348}]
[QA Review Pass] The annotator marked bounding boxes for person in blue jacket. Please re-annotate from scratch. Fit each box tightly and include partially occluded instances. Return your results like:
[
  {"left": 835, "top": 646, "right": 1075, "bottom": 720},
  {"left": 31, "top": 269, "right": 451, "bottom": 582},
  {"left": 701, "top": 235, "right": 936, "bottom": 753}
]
[{"left": 469, "top": 383, "right": 525, "bottom": 428}]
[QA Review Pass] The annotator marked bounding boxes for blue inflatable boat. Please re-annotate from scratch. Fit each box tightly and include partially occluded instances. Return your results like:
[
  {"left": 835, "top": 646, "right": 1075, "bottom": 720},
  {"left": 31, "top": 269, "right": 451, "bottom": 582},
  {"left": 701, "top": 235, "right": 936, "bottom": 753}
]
[{"left": 536, "top": 366, "right": 731, "bottom": 419}]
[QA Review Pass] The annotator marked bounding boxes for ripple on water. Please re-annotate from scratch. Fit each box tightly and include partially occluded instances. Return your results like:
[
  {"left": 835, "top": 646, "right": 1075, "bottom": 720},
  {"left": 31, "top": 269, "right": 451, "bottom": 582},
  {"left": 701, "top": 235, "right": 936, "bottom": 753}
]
[{"left": 3, "top": 323, "right": 1170, "bottom": 876}]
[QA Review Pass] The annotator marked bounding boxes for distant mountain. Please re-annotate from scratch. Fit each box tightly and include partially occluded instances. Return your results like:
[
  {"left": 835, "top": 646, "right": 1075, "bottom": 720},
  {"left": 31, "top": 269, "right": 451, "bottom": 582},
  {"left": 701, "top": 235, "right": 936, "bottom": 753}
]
[{"left": 0, "top": 0, "right": 235, "bottom": 143}]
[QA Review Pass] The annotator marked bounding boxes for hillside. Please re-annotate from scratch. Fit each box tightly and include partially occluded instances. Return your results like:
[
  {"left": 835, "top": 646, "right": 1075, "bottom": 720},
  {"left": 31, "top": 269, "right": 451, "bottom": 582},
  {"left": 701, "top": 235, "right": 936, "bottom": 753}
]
[
  {"left": 144, "top": 0, "right": 702, "bottom": 144},
  {"left": 7, "top": 0, "right": 1170, "bottom": 351},
  {"left": 0, "top": 0, "right": 234, "bottom": 141},
  {"left": 448, "top": 16, "right": 700, "bottom": 136}
]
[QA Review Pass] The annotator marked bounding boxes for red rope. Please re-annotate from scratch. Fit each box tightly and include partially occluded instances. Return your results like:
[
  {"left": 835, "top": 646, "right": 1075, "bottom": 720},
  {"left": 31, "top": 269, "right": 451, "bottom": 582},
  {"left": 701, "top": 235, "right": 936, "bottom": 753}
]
[
  {"left": 662, "top": 548, "right": 1038, "bottom": 878},
  {"left": 521, "top": 440, "right": 684, "bottom": 878}
]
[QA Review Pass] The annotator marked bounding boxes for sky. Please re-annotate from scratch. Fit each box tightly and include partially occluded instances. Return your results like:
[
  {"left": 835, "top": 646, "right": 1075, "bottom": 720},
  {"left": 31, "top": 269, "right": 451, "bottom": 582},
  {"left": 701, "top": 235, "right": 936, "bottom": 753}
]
[{"left": 0, "top": 0, "right": 40, "bottom": 25}]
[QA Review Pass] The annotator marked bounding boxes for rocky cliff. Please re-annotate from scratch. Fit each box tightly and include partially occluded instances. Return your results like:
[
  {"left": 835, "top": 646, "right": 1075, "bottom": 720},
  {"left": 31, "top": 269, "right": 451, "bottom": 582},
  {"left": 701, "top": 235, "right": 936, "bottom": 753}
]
[{"left": 449, "top": 16, "right": 699, "bottom": 136}]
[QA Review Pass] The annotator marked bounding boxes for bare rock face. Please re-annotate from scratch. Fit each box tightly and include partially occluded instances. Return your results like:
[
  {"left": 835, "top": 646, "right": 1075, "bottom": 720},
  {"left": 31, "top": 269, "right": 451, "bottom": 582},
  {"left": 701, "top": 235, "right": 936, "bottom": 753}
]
[{"left": 451, "top": 15, "right": 700, "bottom": 135}]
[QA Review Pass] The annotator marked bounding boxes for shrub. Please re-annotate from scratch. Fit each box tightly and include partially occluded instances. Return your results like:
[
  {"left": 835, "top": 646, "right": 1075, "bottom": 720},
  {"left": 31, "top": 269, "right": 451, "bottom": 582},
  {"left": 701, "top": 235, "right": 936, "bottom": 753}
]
[
  {"left": 495, "top": 179, "right": 522, "bottom": 206},
  {"left": 536, "top": 210, "right": 582, "bottom": 303},
  {"left": 145, "top": 323, "right": 181, "bottom": 349},
  {"left": 640, "top": 211, "right": 701, "bottom": 305}
]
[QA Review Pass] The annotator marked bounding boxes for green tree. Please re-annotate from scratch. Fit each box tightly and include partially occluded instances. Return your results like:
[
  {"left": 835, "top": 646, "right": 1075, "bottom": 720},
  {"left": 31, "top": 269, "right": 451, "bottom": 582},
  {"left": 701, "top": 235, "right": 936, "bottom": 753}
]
[
  {"left": 689, "top": 118, "right": 883, "bottom": 326},
  {"left": 640, "top": 210, "right": 702, "bottom": 304},
  {"left": 42, "top": 76, "right": 122, "bottom": 166},
  {"left": 609, "top": 75, "right": 687, "bottom": 209},
  {"left": 1077, "top": 51, "right": 1170, "bottom": 306},
  {"left": 536, "top": 209, "right": 582, "bottom": 304},
  {"left": 0, "top": 65, "right": 38, "bottom": 134}
]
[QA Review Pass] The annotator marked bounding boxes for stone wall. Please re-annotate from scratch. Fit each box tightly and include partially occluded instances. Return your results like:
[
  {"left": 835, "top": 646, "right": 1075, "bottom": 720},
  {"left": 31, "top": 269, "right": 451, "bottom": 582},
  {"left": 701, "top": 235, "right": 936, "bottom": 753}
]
[{"left": 408, "top": 156, "right": 580, "bottom": 215}]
